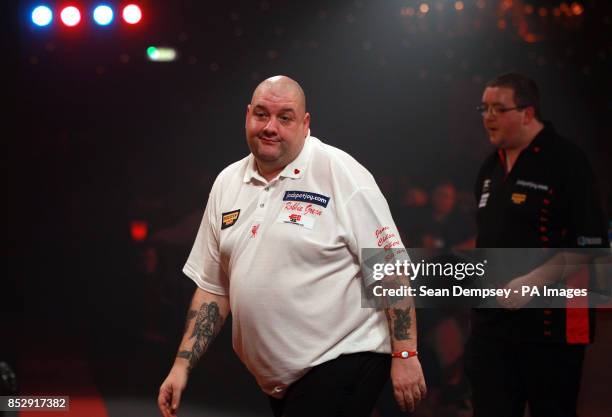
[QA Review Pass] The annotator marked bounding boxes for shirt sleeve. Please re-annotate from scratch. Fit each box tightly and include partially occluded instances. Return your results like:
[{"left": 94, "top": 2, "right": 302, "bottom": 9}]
[
  {"left": 183, "top": 187, "right": 229, "bottom": 296},
  {"left": 342, "top": 187, "right": 410, "bottom": 288}
]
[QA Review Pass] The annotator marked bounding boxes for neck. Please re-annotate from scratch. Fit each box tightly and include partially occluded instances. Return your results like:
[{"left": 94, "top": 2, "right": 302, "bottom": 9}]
[{"left": 256, "top": 161, "right": 284, "bottom": 182}]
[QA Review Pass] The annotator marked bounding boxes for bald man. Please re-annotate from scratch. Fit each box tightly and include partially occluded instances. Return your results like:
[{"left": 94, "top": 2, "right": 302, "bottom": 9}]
[{"left": 158, "top": 76, "right": 426, "bottom": 417}]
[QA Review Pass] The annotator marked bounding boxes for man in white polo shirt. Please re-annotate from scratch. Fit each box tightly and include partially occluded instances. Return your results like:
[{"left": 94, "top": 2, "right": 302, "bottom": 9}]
[{"left": 158, "top": 76, "right": 426, "bottom": 417}]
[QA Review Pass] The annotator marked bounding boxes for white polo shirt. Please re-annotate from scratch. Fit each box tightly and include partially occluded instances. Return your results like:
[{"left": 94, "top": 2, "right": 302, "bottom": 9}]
[{"left": 184, "top": 135, "right": 405, "bottom": 397}]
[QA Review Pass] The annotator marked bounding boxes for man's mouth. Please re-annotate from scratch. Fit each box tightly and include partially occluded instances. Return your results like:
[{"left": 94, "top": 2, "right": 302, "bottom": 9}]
[{"left": 259, "top": 136, "right": 280, "bottom": 144}]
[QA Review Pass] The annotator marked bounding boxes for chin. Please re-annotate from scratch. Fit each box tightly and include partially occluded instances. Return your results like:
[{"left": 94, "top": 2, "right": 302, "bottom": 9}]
[
  {"left": 488, "top": 135, "right": 504, "bottom": 148},
  {"left": 254, "top": 151, "right": 281, "bottom": 162}
]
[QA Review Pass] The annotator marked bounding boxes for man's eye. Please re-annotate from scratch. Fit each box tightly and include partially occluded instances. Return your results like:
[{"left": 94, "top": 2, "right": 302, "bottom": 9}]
[
  {"left": 279, "top": 115, "right": 292, "bottom": 122},
  {"left": 255, "top": 112, "right": 268, "bottom": 118}
]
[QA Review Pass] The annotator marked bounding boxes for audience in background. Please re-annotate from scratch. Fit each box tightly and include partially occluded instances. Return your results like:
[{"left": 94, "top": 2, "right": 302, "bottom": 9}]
[{"left": 420, "top": 181, "right": 476, "bottom": 250}]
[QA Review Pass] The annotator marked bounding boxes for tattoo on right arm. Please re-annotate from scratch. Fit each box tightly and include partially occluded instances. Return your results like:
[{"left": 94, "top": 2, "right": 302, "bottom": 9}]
[{"left": 177, "top": 302, "right": 224, "bottom": 371}]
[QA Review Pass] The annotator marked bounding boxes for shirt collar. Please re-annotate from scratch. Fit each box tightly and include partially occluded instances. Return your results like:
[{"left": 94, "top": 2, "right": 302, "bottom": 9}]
[
  {"left": 496, "top": 121, "right": 555, "bottom": 163},
  {"left": 243, "top": 131, "right": 313, "bottom": 184},
  {"left": 524, "top": 121, "right": 555, "bottom": 155}
]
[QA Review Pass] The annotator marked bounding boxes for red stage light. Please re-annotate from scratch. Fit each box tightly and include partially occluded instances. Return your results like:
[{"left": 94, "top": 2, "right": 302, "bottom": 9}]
[
  {"left": 122, "top": 4, "right": 142, "bottom": 25},
  {"left": 60, "top": 6, "right": 81, "bottom": 27},
  {"left": 131, "top": 221, "right": 148, "bottom": 241}
]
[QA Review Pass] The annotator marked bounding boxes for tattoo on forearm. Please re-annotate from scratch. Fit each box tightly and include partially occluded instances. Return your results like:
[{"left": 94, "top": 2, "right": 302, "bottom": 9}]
[
  {"left": 177, "top": 302, "right": 224, "bottom": 371},
  {"left": 392, "top": 308, "right": 412, "bottom": 341},
  {"left": 177, "top": 351, "right": 191, "bottom": 360},
  {"left": 183, "top": 309, "right": 197, "bottom": 333}
]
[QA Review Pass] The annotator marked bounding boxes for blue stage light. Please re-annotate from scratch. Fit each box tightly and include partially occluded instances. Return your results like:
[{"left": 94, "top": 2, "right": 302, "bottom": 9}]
[
  {"left": 93, "top": 5, "right": 114, "bottom": 26},
  {"left": 32, "top": 5, "right": 53, "bottom": 27}
]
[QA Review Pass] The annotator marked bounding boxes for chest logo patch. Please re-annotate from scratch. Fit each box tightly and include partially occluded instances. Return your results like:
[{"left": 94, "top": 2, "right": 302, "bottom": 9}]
[
  {"left": 279, "top": 191, "right": 328, "bottom": 230},
  {"left": 511, "top": 193, "right": 527, "bottom": 205},
  {"left": 283, "top": 191, "right": 330, "bottom": 208},
  {"left": 250, "top": 223, "right": 260, "bottom": 238},
  {"left": 482, "top": 179, "right": 491, "bottom": 193},
  {"left": 516, "top": 179, "right": 549, "bottom": 192},
  {"left": 277, "top": 201, "right": 320, "bottom": 230},
  {"left": 478, "top": 193, "right": 490, "bottom": 208},
  {"left": 221, "top": 209, "right": 240, "bottom": 229}
]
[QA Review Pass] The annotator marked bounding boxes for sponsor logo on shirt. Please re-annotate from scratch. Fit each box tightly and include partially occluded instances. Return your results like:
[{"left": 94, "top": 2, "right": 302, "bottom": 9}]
[
  {"left": 251, "top": 223, "right": 260, "bottom": 238},
  {"left": 516, "top": 179, "right": 549, "bottom": 191},
  {"left": 375, "top": 226, "right": 401, "bottom": 251},
  {"left": 277, "top": 211, "right": 315, "bottom": 229},
  {"left": 511, "top": 193, "right": 527, "bottom": 204},
  {"left": 277, "top": 201, "right": 320, "bottom": 230},
  {"left": 482, "top": 179, "right": 491, "bottom": 193},
  {"left": 479, "top": 193, "right": 489, "bottom": 208},
  {"left": 282, "top": 202, "right": 323, "bottom": 216},
  {"left": 283, "top": 191, "right": 330, "bottom": 208},
  {"left": 221, "top": 209, "right": 240, "bottom": 229}
]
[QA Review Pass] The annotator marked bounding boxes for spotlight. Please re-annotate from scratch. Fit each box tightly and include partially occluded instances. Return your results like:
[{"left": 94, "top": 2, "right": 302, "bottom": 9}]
[
  {"left": 60, "top": 6, "right": 81, "bottom": 27},
  {"left": 93, "top": 5, "right": 114, "bottom": 26},
  {"left": 122, "top": 4, "right": 142, "bottom": 25},
  {"left": 32, "top": 5, "right": 53, "bottom": 27}
]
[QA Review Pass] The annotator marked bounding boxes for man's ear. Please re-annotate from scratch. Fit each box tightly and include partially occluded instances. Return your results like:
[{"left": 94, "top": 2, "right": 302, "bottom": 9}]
[
  {"left": 523, "top": 106, "right": 537, "bottom": 125},
  {"left": 303, "top": 112, "right": 311, "bottom": 136},
  {"left": 245, "top": 104, "right": 251, "bottom": 128}
]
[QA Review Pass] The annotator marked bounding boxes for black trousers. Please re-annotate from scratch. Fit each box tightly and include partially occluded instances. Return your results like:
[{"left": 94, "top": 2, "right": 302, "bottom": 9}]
[
  {"left": 268, "top": 352, "right": 390, "bottom": 417},
  {"left": 465, "top": 336, "right": 585, "bottom": 417}
]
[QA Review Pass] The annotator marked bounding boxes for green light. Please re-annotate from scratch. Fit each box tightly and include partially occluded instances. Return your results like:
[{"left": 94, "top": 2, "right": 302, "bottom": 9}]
[
  {"left": 146, "top": 46, "right": 177, "bottom": 62},
  {"left": 146, "top": 46, "right": 158, "bottom": 58}
]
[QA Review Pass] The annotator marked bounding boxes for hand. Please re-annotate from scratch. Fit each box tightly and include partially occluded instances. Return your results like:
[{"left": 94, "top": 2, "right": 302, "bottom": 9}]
[
  {"left": 497, "top": 275, "right": 534, "bottom": 310},
  {"left": 390, "top": 357, "right": 427, "bottom": 414},
  {"left": 158, "top": 364, "right": 189, "bottom": 417}
]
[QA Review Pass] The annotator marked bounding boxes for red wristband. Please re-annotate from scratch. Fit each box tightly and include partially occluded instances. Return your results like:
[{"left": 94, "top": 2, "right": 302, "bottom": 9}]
[{"left": 391, "top": 350, "right": 418, "bottom": 359}]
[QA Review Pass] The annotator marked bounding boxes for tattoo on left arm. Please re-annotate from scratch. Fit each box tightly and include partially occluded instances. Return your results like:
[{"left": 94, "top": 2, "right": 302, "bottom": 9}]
[{"left": 390, "top": 308, "right": 412, "bottom": 341}]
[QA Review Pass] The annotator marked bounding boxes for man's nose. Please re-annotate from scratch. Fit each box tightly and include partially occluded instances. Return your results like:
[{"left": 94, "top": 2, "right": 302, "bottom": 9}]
[{"left": 263, "top": 117, "right": 279, "bottom": 134}]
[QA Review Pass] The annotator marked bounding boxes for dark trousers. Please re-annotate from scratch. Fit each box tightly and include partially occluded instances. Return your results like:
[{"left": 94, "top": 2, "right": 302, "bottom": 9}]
[
  {"left": 268, "top": 352, "right": 390, "bottom": 417},
  {"left": 465, "top": 336, "right": 585, "bottom": 417}
]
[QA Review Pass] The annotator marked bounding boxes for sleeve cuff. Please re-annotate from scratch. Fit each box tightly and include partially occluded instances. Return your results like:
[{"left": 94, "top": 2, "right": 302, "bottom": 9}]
[{"left": 182, "top": 264, "right": 228, "bottom": 296}]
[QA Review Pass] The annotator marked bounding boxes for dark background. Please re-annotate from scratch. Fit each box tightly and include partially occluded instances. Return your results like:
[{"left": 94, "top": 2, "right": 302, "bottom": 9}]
[{"left": 6, "top": 0, "right": 612, "bottom": 416}]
